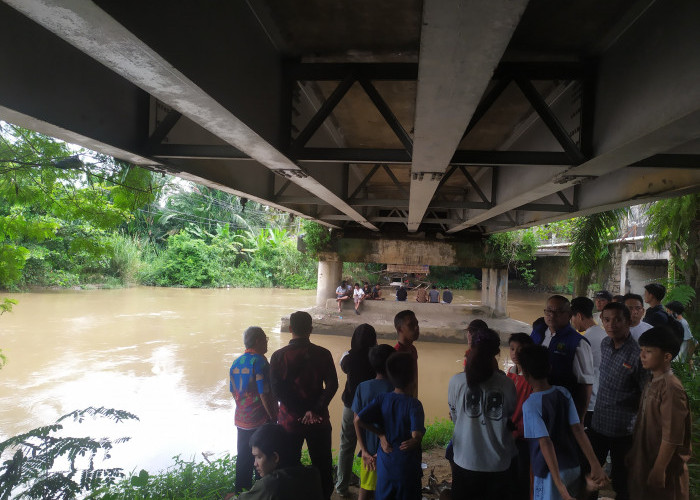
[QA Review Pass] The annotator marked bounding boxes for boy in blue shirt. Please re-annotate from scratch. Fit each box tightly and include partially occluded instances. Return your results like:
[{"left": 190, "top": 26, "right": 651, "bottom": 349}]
[
  {"left": 352, "top": 344, "right": 396, "bottom": 500},
  {"left": 357, "top": 351, "right": 425, "bottom": 500},
  {"left": 519, "top": 345, "right": 608, "bottom": 500}
]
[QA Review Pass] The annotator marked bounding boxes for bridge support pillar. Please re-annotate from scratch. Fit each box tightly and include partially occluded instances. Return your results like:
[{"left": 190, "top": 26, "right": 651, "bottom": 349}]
[
  {"left": 316, "top": 254, "right": 343, "bottom": 307},
  {"left": 481, "top": 268, "right": 508, "bottom": 317}
]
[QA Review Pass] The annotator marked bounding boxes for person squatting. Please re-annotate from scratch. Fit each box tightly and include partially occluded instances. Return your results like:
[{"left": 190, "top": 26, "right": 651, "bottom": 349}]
[{"left": 227, "top": 284, "right": 692, "bottom": 500}]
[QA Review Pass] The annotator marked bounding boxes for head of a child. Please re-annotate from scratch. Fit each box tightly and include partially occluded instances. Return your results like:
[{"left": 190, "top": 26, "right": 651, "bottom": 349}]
[
  {"left": 351, "top": 323, "right": 377, "bottom": 352},
  {"left": 638, "top": 326, "right": 680, "bottom": 373},
  {"left": 289, "top": 311, "right": 313, "bottom": 338},
  {"left": 517, "top": 344, "right": 551, "bottom": 386},
  {"left": 508, "top": 332, "right": 534, "bottom": 368},
  {"left": 465, "top": 328, "right": 501, "bottom": 388},
  {"left": 249, "top": 424, "right": 296, "bottom": 477},
  {"left": 354, "top": 283, "right": 360, "bottom": 290},
  {"left": 394, "top": 310, "right": 419, "bottom": 344},
  {"left": 369, "top": 344, "right": 396, "bottom": 377},
  {"left": 386, "top": 351, "right": 416, "bottom": 393},
  {"left": 466, "top": 319, "right": 488, "bottom": 345},
  {"left": 665, "top": 300, "right": 684, "bottom": 319}
]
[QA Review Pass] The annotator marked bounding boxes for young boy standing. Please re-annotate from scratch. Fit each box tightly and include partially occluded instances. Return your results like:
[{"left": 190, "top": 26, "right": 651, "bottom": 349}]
[
  {"left": 394, "top": 310, "right": 419, "bottom": 396},
  {"left": 507, "top": 332, "right": 535, "bottom": 500},
  {"left": 628, "top": 327, "right": 691, "bottom": 500},
  {"left": 352, "top": 344, "right": 396, "bottom": 500},
  {"left": 357, "top": 352, "right": 425, "bottom": 500},
  {"left": 519, "top": 345, "right": 608, "bottom": 500}
]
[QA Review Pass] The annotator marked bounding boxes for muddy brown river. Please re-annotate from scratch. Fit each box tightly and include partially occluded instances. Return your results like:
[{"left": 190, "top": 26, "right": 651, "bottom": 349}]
[{"left": 0, "top": 287, "right": 550, "bottom": 472}]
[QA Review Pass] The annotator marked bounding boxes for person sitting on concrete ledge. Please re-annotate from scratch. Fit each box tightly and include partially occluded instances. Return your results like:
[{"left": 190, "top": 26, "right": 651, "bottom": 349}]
[
  {"left": 336, "top": 281, "right": 351, "bottom": 313},
  {"left": 416, "top": 286, "right": 428, "bottom": 303},
  {"left": 232, "top": 423, "right": 324, "bottom": 500},
  {"left": 396, "top": 285, "right": 408, "bottom": 302},
  {"left": 428, "top": 285, "right": 440, "bottom": 303},
  {"left": 442, "top": 287, "right": 453, "bottom": 304},
  {"left": 372, "top": 283, "right": 383, "bottom": 300},
  {"left": 353, "top": 283, "right": 365, "bottom": 315}
]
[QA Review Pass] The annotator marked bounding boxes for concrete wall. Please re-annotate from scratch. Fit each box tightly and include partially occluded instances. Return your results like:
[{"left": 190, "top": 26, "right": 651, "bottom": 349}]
[
  {"left": 625, "top": 260, "right": 668, "bottom": 295},
  {"left": 336, "top": 237, "right": 489, "bottom": 267},
  {"left": 533, "top": 256, "right": 570, "bottom": 289}
]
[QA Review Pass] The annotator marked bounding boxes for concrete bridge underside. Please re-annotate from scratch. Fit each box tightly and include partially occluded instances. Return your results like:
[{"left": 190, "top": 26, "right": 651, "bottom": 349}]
[{"left": 1, "top": 0, "right": 699, "bottom": 244}]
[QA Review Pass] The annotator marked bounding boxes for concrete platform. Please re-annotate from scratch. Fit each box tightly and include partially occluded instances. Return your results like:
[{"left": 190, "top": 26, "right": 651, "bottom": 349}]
[{"left": 280, "top": 298, "right": 530, "bottom": 345}]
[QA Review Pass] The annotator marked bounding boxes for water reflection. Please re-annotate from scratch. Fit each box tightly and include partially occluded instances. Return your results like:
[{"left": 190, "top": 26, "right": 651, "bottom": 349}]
[{"left": 0, "top": 286, "right": 551, "bottom": 473}]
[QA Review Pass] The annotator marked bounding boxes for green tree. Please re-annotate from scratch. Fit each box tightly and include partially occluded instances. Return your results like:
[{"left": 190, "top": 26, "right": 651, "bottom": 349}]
[
  {"left": 645, "top": 194, "right": 700, "bottom": 313},
  {"left": 568, "top": 209, "right": 626, "bottom": 297},
  {"left": 0, "top": 122, "right": 160, "bottom": 288},
  {"left": 486, "top": 230, "right": 538, "bottom": 286}
]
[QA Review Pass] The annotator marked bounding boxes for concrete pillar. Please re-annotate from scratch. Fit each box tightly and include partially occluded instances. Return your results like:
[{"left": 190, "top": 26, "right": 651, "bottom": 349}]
[
  {"left": 481, "top": 268, "right": 508, "bottom": 316},
  {"left": 316, "top": 256, "right": 343, "bottom": 307},
  {"left": 481, "top": 268, "right": 491, "bottom": 308},
  {"left": 493, "top": 268, "right": 509, "bottom": 317}
]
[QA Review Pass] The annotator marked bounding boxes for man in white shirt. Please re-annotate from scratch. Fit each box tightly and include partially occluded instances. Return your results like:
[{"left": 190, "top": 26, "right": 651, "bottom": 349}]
[
  {"left": 593, "top": 290, "right": 612, "bottom": 325},
  {"left": 623, "top": 293, "right": 652, "bottom": 341},
  {"left": 570, "top": 297, "right": 607, "bottom": 428}
]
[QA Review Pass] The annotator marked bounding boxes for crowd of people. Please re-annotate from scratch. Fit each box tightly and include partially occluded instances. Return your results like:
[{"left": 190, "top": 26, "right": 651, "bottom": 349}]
[{"left": 227, "top": 282, "right": 693, "bottom": 500}]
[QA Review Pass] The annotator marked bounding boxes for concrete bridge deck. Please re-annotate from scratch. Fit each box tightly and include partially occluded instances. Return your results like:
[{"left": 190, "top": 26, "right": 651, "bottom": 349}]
[{"left": 1, "top": 0, "right": 699, "bottom": 240}]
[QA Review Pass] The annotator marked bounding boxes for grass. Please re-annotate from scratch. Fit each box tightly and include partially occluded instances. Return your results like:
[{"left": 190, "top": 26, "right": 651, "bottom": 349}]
[{"left": 101, "top": 419, "right": 454, "bottom": 499}]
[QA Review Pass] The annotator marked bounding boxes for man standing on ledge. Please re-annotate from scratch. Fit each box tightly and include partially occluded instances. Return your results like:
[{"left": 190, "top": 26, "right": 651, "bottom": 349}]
[
  {"left": 270, "top": 311, "right": 339, "bottom": 500},
  {"left": 531, "top": 295, "right": 595, "bottom": 422}
]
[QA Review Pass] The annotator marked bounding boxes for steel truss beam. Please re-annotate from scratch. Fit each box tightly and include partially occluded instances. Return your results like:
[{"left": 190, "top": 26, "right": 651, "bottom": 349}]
[{"left": 286, "top": 61, "right": 588, "bottom": 82}]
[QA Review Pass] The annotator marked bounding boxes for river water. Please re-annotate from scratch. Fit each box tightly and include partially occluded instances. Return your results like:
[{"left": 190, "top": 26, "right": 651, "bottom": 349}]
[{"left": 0, "top": 287, "right": 550, "bottom": 473}]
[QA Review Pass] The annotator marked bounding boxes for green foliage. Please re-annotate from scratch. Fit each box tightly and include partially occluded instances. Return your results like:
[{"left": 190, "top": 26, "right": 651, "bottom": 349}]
[
  {"left": 670, "top": 362, "right": 700, "bottom": 498},
  {"left": 421, "top": 418, "right": 454, "bottom": 450},
  {"left": 0, "top": 407, "right": 138, "bottom": 500},
  {"left": 342, "top": 262, "right": 383, "bottom": 286},
  {"left": 301, "top": 220, "right": 332, "bottom": 257},
  {"left": 665, "top": 284, "right": 697, "bottom": 307},
  {"left": 530, "top": 219, "right": 578, "bottom": 243},
  {"left": 426, "top": 267, "right": 480, "bottom": 290},
  {"left": 487, "top": 230, "right": 537, "bottom": 286},
  {"left": 0, "top": 122, "right": 161, "bottom": 289},
  {"left": 103, "top": 455, "right": 237, "bottom": 500},
  {"left": 569, "top": 210, "right": 625, "bottom": 277},
  {"left": 645, "top": 195, "right": 700, "bottom": 313}
]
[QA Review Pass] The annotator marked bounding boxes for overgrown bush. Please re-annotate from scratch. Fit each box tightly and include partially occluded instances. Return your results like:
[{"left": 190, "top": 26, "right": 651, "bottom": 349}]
[
  {"left": 0, "top": 407, "right": 138, "bottom": 500},
  {"left": 301, "top": 220, "right": 332, "bottom": 257},
  {"left": 427, "top": 267, "right": 480, "bottom": 290},
  {"left": 671, "top": 362, "right": 700, "bottom": 498},
  {"left": 103, "top": 455, "right": 237, "bottom": 500}
]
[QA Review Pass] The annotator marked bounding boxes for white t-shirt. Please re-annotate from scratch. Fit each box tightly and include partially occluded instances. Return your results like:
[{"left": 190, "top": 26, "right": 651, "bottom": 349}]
[
  {"left": 448, "top": 370, "right": 517, "bottom": 472},
  {"left": 629, "top": 321, "right": 652, "bottom": 341},
  {"left": 583, "top": 324, "right": 607, "bottom": 410},
  {"left": 353, "top": 288, "right": 364, "bottom": 300},
  {"left": 541, "top": 328, "right": 595, "bottom": 385},
  {"left": 336, "top": 286, "right": 346, "bottom": 297}
]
